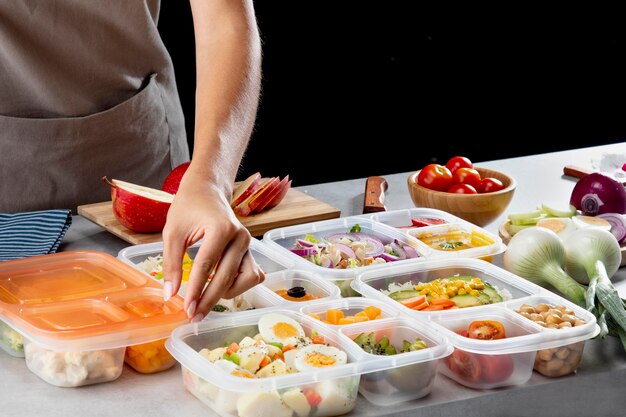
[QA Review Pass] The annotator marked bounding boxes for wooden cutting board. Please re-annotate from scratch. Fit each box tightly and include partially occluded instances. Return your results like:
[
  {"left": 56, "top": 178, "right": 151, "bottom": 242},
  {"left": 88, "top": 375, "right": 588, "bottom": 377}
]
[{"left": 78, "top": 188, "right": 341, "bottom": 245}]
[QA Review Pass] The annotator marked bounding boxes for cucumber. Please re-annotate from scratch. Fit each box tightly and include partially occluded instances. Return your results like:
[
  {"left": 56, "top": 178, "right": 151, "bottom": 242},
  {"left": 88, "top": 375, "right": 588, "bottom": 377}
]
[
  {"left": 481, "top": 284, "right": 503, "bottom": 303},
  {"left": 450, "top": 294, "right": 483, "bottom": 308},
  {"left": 388, "top": 289, "right": 421, "bottom": 301},
  {"left": 540, "top": 202, "right": 577, "bottom": 218}
]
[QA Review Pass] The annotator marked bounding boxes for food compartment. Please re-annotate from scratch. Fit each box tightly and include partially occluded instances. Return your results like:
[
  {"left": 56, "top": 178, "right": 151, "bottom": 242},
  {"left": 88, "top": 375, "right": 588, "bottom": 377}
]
[
  {"left": 125, "top": 338, "right": 177, "bottom": 374},
  {"left": 0, "top": 318, "right": 25, "bottom": 358},
  {"left": 261, "top": 270, "right": 340, "bottom": 304},
  {"left": 406, "top": 222, "right": 505, "bottom": 261},
  {"left": 339, "top": 317, "right": 452, "bottom": 405},
  {"left": 299, "top": 297, "right": 399, "bottom": 326},
  {"left": 166, "top": 309, "right": 362, "bottom": 417},
  {"left": 368, "top": 207, "right": 464, "bottom": 230},
  {"left": 353, "top": 258, "right": 541, "bottom": 315},
  {"left": 507, "top": 295, "right": 599, "bottom": 377},
  {"left": 23, "top": 338, "right": 125, "bottom": 387},
  {"left": 263, "top": 217, "right": 430, "bottom": 297},
  {"left": 429, "top": 307, "right": 543, "bottom": 389}
]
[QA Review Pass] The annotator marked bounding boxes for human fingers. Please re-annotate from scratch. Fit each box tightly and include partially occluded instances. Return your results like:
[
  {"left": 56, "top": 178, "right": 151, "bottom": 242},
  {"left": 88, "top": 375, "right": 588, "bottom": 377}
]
[
  {"left": 220, "top": 250, "right": 265, "bottom": 300},
  {"left": 161, "top": 226, "right": 187, "bottom": 302}
]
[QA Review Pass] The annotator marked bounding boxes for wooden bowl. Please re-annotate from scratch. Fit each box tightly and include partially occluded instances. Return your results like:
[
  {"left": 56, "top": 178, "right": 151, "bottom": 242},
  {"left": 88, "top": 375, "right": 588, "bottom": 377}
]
[{"left": 407, "top": 167, "right": 517, "bottom": 227}]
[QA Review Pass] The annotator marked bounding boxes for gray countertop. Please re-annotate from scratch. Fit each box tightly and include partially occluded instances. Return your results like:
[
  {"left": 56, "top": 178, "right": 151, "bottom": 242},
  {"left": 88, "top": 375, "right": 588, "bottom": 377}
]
[{"left": 3, "top": 143, "right": 626, "bottom": 417}]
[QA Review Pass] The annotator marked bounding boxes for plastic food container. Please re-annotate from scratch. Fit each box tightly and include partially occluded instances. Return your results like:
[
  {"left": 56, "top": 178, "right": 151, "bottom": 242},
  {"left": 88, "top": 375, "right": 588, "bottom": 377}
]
[
  {"left": 117, "top": 238, "right": 290, "bottom": 313},
  {"left": 165, "top": 309, "right": 363, "bottom": 417},
  {"left": 0, "top": 251, "right": 188, "bottom": 386},
  {"left": 299, "top": 297, "right": 401, "bottom": 326},
  {"left": 507, "top": 294, "right": 598, "bottom": 377},
  {"left": 339, "top": 317, "right": 451, "bottom": 405},
  {"left": 427, "top": 302, "right": 599, "bottom": 389},
  {"left": 0, "top": 317, "right": 25, "bottom": 358},
  {"left": 263, "top": 217, "right": 431, "bottom": 297},
  {"left": 261, "top": 270, "right": 341, "bottom": 305},
  {"left": 352, "top": 258, "right": 542, "bottom": 316},
  {"left": 368, "top": 207, "right": 469, "bottom": 229}
]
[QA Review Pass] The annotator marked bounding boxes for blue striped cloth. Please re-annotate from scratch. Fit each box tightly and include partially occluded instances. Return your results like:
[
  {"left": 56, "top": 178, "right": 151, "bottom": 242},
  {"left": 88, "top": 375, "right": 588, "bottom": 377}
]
[{"left": 0, "top": 210, "right": 72, "bottom": 262}]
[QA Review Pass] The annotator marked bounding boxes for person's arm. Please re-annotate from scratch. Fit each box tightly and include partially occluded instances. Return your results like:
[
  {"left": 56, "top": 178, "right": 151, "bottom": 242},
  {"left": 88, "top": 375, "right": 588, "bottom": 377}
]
[{"left": 161, "top": 0, "right": 263, "bottom": 321}]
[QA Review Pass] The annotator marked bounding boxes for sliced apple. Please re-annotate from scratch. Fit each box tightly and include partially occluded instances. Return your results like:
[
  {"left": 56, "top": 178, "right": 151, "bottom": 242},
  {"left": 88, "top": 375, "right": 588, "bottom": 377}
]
[
  {"left": 254, "top": 175, "right": 291, "bottom": 213},
  {"left": 103, "top": 177, "right": 174, "bottom": 233},
  {"left": 233, "top": 177, "right": 280, "bottom": 217},
  {"left": 230, "top": 172, "right": 262, "bottom": 208}
]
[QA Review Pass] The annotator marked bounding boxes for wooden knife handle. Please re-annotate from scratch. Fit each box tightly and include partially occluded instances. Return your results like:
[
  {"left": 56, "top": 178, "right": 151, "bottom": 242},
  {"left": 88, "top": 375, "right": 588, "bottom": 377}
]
[
  {"left": 563, "top": 165, "right": 593, "bottom": 180},
  {"left": 363, "top": 176, "right": 388, "bottom": 213}
]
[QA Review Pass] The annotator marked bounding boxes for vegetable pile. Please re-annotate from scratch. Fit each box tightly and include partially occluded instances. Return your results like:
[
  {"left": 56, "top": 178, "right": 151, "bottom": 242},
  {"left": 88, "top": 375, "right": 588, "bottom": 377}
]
[
  {"left": 416, "top": 156, "right": 505, "bottom": 194},
  {"left": 352, "top": 332, "right": 428, "bottom": 355}
]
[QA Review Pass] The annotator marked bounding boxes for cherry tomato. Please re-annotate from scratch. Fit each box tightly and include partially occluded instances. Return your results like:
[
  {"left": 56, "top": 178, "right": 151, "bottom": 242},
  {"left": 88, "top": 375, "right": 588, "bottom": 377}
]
[
  {"left": 452, "top": 167, "right": 482, "bottom": 189},
  {"left": 478, "top": 177, "right": 505, "bottom": 193},
  {"left": 478, "top": 354, "right": 514, "bottom": 383},
  {"left": 447, "top": 183, "right": 478, "bottom": 194},
  {"left": 467, "top": 320, "right": 506, "bottom": 340},
  {"left": 448, "top": 349, "right": 482, "bottom": 382},
  {"left": 446, "top": 156, "right": 473, "bottom": 173},
  {"left": 417, "top": 164, "right": 454, "bottom": 192},
  {"left": 454, "top": 328, "right": 469, "bottom": 338}
]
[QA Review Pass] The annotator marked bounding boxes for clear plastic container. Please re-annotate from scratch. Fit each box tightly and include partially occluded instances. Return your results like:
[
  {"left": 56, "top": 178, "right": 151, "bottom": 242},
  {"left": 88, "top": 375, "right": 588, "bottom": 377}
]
[
  {"left": 368, "top": 207, "right": 468, "bottom": 229},
  {"left": 261, "top": 270, "right": 341, "bottom": 305},
  {"left": 506, "top": 294, "right": 598, "bottom": 377},
  {"left": 117, "top": 238, "right": 290, "bottom": 313},
  {"left": 299, "top": 297, "right": 401, "bottom": 326},
  {"left": 0, "top": 250, "right": 189, "bottom": 386},
  {"left": 0, "top": 317, "right": 25, "bottom": 358},
  {"left": 165, "top": 309, "right": 363, "bottom": 417},
  {"left": 262, "top": 217, "right": 431, "bottom": 297},
  {"left": 352, "top": 258, "right": 542, "bottom": 317},
  {"left": 427, "top": 303, "right": 599, "bottom": 389},
  {"left": 338, "top": 317, "right": 452, "bottom": 405}
]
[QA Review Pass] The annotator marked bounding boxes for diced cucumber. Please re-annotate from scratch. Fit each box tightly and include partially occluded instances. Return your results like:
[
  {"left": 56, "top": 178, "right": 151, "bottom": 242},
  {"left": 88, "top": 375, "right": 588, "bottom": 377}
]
[
  {"left": 388, "top": 289, "right": 421, "bottom": 301},
  {"left": 540, "top": 202, "right": 577, "bottom": 218},
  {"left": 482, "top": 283, "right": 503, "bottom": 303},
  {"left": 508, "top": 210, "right": 544, "bottom": 222},
  {"left": 450, "top": 294, "right": 483, "bottom": 308}
]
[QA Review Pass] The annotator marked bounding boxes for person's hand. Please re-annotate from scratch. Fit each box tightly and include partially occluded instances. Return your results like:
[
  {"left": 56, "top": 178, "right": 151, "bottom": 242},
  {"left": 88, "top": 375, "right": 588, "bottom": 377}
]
[{"left": 161, "top": 167, "right": 264, "bottom": 322}]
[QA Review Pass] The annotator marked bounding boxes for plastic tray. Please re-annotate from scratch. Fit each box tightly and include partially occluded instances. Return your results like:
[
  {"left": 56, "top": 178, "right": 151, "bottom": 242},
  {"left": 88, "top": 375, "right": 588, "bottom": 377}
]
[
  {"left": 261, "top": 270, "right": 341, "bottom": 305},
  {"left": 352, "top": 258, "right": 543, "bottom": 317},
  {"left": 262, "top": 217, "right": 432, "bottom": 296},
  {"left": 165, "top": 308, "right": 452, "bottom": 415},
  {"left": 0, "top": 250, "right": 189, "bottom": 386}
]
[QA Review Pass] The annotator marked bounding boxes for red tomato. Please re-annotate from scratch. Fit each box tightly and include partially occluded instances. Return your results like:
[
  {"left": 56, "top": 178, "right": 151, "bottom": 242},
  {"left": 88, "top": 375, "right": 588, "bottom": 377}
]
[
  {"left": 446, "top": 156, "right": 473, "bottom": 173},
  {"left": 468, "top": 320, "right": 506, "bottom": 340},
  {"left": 478, "top": 177, "right": 505, "bottom": 193},
  {"left": 447, "top": 183, "right": 478, "bottom": 194},
  {"left": 417, "top": 164, "right": 454, "bottom": 192},
  {"left": 478, "top": 354, "right": 514, "bottom": 383},
  {"left": 448, "top": 349, "right": 482, "bottom": 382},
  {"left": 454, "top": 328, "right": 469, "bottom": 337},
  {"left": 452, "top": 167, "right": 482, "bottom": 189}
]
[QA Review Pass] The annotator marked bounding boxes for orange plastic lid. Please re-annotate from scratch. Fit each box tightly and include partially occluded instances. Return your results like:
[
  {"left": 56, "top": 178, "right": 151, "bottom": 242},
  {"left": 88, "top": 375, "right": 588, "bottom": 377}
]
[{"left": 0, "top": 251, "right": 187, "bottom": 351}]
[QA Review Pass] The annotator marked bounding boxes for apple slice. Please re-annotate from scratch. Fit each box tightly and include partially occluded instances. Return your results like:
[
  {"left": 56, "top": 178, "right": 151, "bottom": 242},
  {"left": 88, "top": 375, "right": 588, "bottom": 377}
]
[
  {"left": 254, "top": 175, "right": 291, "bottom": 213},
  {"left": 230, "top": 172, "right": 262, "bottom": 208},
  {"left": 233, "top": 177, "right": 280, "bottom": 217},
  {"left": 103, "top": 177, "right": 174, "bottom": 233}
]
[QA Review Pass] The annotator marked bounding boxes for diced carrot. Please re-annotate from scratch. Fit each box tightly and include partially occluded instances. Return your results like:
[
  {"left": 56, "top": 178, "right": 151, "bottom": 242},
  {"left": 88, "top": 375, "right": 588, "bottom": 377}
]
[
  {"left": 282, "top": 344, "right": 296, "bottom": 353},
  {"left": 326, "top": 309, "right": 344, "bottom": 325},
  {"left": 225, "top": 342, "right": 239, "bottom": 355},
  {"left": 373, "top": 315, "right": 382, "bottom": 320},
  {"left": 312, "top": 335, "right": 325, "bottom": 344},
  {"left": 422, "top": 304, "right": 445, "bottom": 311},
  {"left": 354, "top": 311, "right": 369, "bottom": 318},
  {"left": 337, "top": 317, "right": 356, "bottom": 325},
  {"left": 400, "top": 295, "right": 427, "bottom": 309},
  {"left": 308, "top": 313, "right": 321, "bottom": 321},
  {"left": 429, "top": 299, "right": 457, "bottom": 308},
  {"left": 364, "top": 305, "right": 382, "bottom": 320},
  {"left": 411, "top": 300, "right": 430, "bottom": 311},
  {"left": 353, "top": 315, "right": 370, "bottom": 322},
  {"left": 259, "top": 355, "right": 271, "bottom": 368}
]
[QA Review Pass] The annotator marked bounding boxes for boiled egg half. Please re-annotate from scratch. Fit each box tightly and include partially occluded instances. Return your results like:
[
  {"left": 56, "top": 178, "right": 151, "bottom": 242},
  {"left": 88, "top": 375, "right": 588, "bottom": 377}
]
[
  {"left": 258, "top": 313, "right": 305, "bottom": 345},
  {"left": 293, "top": 344, "right": 347, "bottom": 372},
  {"left": 571, "top": 215, "right": 612, "bottom": 231},
  {"left": 536, "top": 217, "right": 577, "bottom": 241}
]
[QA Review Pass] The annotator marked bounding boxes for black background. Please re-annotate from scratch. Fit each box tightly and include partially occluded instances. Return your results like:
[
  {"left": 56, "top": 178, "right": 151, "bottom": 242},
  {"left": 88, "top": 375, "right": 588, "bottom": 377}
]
[{"left": 158, "top": 2, "right": 626, "bottom": 186}]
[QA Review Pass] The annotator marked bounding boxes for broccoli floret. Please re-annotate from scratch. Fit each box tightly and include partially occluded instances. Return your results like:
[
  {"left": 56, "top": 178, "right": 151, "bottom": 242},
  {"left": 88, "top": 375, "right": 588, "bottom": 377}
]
[{"left": 1, "top": 324, "right": 24, "bottom": 353}]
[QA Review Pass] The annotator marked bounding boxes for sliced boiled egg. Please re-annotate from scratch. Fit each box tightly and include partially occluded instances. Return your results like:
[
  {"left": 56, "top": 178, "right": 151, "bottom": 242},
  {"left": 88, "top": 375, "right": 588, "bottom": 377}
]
[
  {"left": 258, "top": 313, "right": 305, "bottom": 345},
  {"left": 213, "top": 359, "right": 256, "bottom": 379},
  {"left": 293, "top": 344, "right": 347, "bottom": 372},
  {"left": 572, "top": 215, "right": 612, "bottom": 231},
  {"left": 536, "top": 217, "right": 577, "bottom": 241}
]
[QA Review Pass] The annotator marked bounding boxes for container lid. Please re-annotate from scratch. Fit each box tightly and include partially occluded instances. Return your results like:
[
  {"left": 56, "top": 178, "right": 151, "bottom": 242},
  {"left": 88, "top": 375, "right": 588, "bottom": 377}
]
[{"left": 0, "top": 250, "right": 187, "bottom": 351}]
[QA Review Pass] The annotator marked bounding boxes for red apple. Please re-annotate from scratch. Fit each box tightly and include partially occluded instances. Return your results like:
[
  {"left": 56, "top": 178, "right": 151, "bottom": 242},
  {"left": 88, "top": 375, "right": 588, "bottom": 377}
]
[
  {"left": 161, "top": 161, "right": 191, "bottom": 194},
  {"left": 233, "top": 177, "right": 280, "bottom": 217},
  {"left": 103, "top": 177, "right": 174, "bottom": 233},
  {"left": 254, "top": 175, "right": 291, "bottom": 212},
  {"left": 230, "top": 172, "right": 262, "bottom": 208}
]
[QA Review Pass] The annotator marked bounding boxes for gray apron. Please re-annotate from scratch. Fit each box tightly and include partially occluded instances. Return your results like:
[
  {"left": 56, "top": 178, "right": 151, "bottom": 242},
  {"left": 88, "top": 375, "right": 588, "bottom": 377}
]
[{"left": 0, "top": 0, "right": 190, "bottom": 213}]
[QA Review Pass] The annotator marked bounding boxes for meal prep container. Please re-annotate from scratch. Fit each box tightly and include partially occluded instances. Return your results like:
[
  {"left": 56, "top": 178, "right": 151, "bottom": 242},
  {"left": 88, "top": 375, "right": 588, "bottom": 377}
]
[
  {"left": 368, "top": 207, "right": 471, "bottom": 229},
  {"left": 298, "top": 297, "right": 401, "bottom": 326},
  {"left": 352, "top": 258, "right": 542, "bottom": 317},
  {"left": 117, "top": 238, "right": 290, "bottom": 313},
  {"left": 0, "top": 251, "right": 188, "bottom": 386},
  {"left": 426, "top": 301, "right": 599, "bottom": 389},
  {"left": 261, "top": 269, "right": 341, "bottom": 305},
  {"left": 262, "top": 217, "right": 432, "bottom": 297}
]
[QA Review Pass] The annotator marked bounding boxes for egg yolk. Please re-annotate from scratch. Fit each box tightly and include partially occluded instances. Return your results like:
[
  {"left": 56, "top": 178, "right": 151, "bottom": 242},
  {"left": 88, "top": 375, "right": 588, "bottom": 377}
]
[
  {"left": 272, "top": 322, "right": 300, "bottom": 339},
  {"left": 539, "top": 219, "right": 566, "bottom": 233},
  {"left": 305, "top": 352, "right": 336, "bottom": 368}
]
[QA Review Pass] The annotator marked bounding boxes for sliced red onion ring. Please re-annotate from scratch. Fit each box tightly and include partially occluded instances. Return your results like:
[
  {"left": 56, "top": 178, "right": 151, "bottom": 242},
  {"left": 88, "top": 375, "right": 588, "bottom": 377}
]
[
  {"left": 402, "top": 245, "right": 421, "bottom": 258},
  {"left": 296, "top": 238, "right": 327, "bottom": 249},
  {"left": 290, "top": 247, "right": 318, "bottom": 257},
  {"left": 390, "top": 242, "right": 407, "bottom": 260},
  {"left": 333, "top": 243, "right": 356, "bottom": 259},
  {"left": 359, "top": 235, "right": 384, "bottom": 257},
  {"left": 597, "top": 213, "right": 626, "bottom": 243},
  {"left": 320, "top": 257, "right": 334, "bottom": 268},
  {"left": 376, "top": 252, "right": 400, "bottom": 262},
  {"left": 324, "top": 233, "right": 358, "bottom": 243}
]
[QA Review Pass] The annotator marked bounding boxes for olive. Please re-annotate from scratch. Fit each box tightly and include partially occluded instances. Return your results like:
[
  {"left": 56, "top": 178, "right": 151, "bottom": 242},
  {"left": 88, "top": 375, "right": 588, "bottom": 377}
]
[{"left": 287, "top": 286, "right": 307, "bottom": 298}]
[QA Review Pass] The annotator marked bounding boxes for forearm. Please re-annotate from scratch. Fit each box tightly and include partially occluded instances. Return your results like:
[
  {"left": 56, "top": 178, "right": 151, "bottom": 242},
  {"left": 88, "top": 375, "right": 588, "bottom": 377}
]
[{"left": 188, "top": 0, "right": 262, "bottom": 196}]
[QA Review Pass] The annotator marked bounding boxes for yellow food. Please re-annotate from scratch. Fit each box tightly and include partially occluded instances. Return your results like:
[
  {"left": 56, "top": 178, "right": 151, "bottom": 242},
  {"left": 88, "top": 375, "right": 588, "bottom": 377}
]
[
  {"left": 310, "top": 306, "right": 383, "bottom": 325},
  {"left": 125, "top": 338, "right": 176, "bottom": 374}
]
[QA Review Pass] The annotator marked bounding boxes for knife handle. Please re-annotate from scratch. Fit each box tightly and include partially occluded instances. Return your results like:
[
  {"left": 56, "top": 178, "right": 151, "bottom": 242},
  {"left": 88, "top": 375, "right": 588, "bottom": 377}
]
[
  {"left": 563, "top": 165, "right": 592, "bottom": 180},
  {"left": 363, "top": 176, "right": 388, "bottom": 213}
]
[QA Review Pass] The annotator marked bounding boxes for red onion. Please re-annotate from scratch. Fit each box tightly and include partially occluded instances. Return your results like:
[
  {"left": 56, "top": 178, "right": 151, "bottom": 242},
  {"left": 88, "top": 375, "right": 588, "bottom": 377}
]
[
  {"left": 290, "top": 247, "right": 318, "bottom": 257},
  {"left": 570, "top": 172, "right": 626, "bottom": 216},
  {"left": 390, "top": 242, "right": 407, "bottom": 259},
  {"left": 359, "top": 235, "right": 384, "bottom": 257},
  {"left": 324, "top": 233, "right": 357, "bottom": 243},
  {"left": 403, "top": 245, "right": 420, "bottom": 258},
  {"left": 597, "top": 213, "right": 626, "bottom": 244},
  {"left": 320, "top": 257, "right": 334, "bottom": 268},
  {"left": 377, "top": 252, "right": 400, "bottom": 262},
  {"left": 296, "top": 238, "right": 315, "bottom": 247},
  {"left": 333, "top": 243, "right": 356, "bottom": 259}
]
